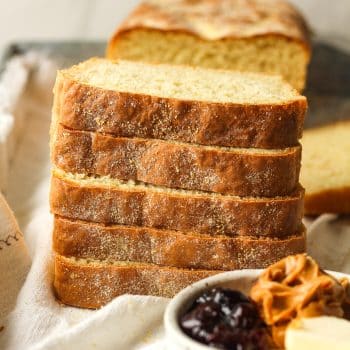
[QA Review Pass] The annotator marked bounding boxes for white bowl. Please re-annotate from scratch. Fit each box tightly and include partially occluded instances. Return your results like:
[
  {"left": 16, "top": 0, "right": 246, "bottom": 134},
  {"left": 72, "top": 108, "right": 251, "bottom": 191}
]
[{"left": 164, "top": 269, "right": 350, "bottom": 350}]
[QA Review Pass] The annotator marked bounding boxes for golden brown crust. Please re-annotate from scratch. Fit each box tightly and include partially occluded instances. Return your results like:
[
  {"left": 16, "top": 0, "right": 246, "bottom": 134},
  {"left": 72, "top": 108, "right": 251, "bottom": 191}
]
[
  {"left": 109, "top": 0, "right": 310, "bottom": 47},
  {"left": 53, "top": 216, "right": 306, "bottom": 270},
  {"left": 304, "top": 187, "right": 350, "bottom": 215},
  {"left": 54, "top": 254, "right": 218, "bottom": 308},
  {"left": 55, "top": 76, "right": 307, "bottom": 149},
  {"left": 50, "top": 173, "right": 304, "bottom": 238},
  {"left": 53, "top": 125, "right": 301, "bottom": 197}
]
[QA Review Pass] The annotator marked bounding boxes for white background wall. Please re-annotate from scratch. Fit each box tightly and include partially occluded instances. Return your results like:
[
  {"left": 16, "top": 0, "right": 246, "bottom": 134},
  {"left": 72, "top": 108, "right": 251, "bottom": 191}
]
[{"left": 0, "top": 0, "right": 349, "bottom": 53}]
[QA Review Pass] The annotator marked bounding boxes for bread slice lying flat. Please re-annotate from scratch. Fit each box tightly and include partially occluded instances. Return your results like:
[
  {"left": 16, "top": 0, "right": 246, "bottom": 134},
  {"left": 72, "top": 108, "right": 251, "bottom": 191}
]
[
  {"left": 54, "top": 58, "right": 307, "bottom": 149},
  {"left": 53, "top": 216, "right": 306, "bottom": 271},
  {"left": 54, "top": 254, "right": 217, "bottom": 308},
  {"left": 301, "top": 121, "right": 350, "bottom": 214},
  {"left": 107, "top": 0, "right": 310, "bottom": 91},
  {"left": 52, "top": 124, "right": 301, "bottom": 197},
  {"left": 50, "top": 169, "right": 304, "bottom": 238}
]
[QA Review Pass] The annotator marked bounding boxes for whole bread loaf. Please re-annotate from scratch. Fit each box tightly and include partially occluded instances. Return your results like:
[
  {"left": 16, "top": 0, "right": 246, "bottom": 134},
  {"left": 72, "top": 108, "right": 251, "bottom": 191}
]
[
  {"left": 50, "top": 169, "right": 304, "bottom": 238},
  {"left": 52, "top": 125, "right": 301, "bottom": 197},
  {"left": 53, "top": 216, "right": 306, "bottom": 271},
  {"left": 53, "top": 58, "right": 307, "bottom": 149},
  {"left": 107, "top": 0, "right": 310, "bottom": 90}
]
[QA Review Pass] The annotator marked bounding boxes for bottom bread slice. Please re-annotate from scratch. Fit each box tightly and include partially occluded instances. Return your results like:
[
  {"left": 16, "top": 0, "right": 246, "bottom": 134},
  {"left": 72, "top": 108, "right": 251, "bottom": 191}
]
[
  {"left": 53, "top": 216, "right": 306, "bottom": 271},
  {"left": 54, "top": 255, "right": 219, "bottom": 308}
]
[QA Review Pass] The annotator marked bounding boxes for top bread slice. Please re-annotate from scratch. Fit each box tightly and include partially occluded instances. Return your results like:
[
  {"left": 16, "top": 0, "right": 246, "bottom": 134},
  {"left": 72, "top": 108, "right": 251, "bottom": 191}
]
[
  {"left": 53, "top": 58, "right": 307, "bottom": 149},
  {"left": 301, "top": 120, "right": 350, "bottom": 214},
  {"left": 107, "top": 0, "right": 310, "bottom": 91}
]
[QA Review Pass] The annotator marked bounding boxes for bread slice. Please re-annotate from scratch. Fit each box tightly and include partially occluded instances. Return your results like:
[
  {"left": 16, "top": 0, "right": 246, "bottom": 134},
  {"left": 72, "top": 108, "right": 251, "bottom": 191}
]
[
  {"left": 50, "top": 169, "right": 304, "bottom": 238},
  {"left": 52, "top": 124, "right": 301, "bottom": 197},
  {"left": 301, "top": 121, "right": 350, "bottom": 214},
  {"left": 53, "top": 58, "right": 307, "bottom": 149},
  {"left": 54, "top": 254, "right": 218, "bottom": 308},
  {"left": 107, "top": 0, "right": 311, "bottom": 91},
  {"left": 53, "top": 216, "right": 306, "bottom": 271}
]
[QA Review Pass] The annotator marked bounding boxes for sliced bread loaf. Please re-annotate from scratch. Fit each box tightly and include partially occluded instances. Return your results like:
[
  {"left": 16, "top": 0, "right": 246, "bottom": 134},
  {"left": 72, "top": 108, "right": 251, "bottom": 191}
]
[
  {"left": 50, "top": 169, "right": 304, "bottom": 238},
  {"left": 54, "top": 254, "right": 218, "bottom": 308},
  {"left": 53, "top": 216, "right": 306, "bottom": 271},
  {"left": 107, "top": 0, "right": 310, "bottom": 91},
  {"left": 53, "top": 58, "right": 307, "bottom": 149},
  {"left": 52, "top": 125, "right": 301, "bottom": 197},
  {"left": 301, "top": 121, "right": 350, "bottom": 214}
]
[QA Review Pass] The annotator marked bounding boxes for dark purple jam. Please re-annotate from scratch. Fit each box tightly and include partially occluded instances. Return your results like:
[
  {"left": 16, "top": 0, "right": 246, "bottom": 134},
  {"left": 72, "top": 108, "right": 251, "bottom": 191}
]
[{"left": 180, "top": 288, "right": 270, "bottom": 350}]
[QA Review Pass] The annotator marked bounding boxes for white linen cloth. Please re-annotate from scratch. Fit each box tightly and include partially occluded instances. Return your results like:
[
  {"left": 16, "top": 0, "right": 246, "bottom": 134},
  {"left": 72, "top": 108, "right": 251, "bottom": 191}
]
[
  {"left": 0, "top": 53, "right": 32, "bottom": 191},
  {"left": 0, "top": 53, "right": 349, "bottom": 350}
]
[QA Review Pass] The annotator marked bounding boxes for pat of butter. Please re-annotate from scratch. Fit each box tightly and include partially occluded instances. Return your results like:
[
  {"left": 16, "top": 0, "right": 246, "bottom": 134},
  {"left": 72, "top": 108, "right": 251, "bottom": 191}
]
[{"left": 285, "top": 316, "right": 350, "bottom": 350}]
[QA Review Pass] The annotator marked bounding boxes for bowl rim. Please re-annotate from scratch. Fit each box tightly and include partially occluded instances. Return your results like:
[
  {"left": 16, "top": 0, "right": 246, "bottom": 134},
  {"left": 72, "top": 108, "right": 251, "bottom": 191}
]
[{"left": 163, "top": 268, "right": 350, "bottom": 350}]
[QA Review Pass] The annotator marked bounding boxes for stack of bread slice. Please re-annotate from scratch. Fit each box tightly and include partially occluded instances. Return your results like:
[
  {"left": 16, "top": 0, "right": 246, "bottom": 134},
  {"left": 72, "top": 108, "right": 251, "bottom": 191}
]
[{"left": 50, "top": 59, "right": 307, "bottom": 308}]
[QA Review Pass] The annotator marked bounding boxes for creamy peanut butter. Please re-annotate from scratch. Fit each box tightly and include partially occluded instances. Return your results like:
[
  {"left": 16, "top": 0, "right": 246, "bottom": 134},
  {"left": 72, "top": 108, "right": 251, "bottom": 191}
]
[{"left": 250, "top": 254, "right": 345, "bottom": 348}]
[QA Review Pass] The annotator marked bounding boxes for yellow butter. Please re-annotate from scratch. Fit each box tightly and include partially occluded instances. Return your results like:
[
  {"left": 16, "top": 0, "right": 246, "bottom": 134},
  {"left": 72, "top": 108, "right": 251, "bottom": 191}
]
[{"left": 285, "top": 316, "right": 350, "bottom": 350}]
